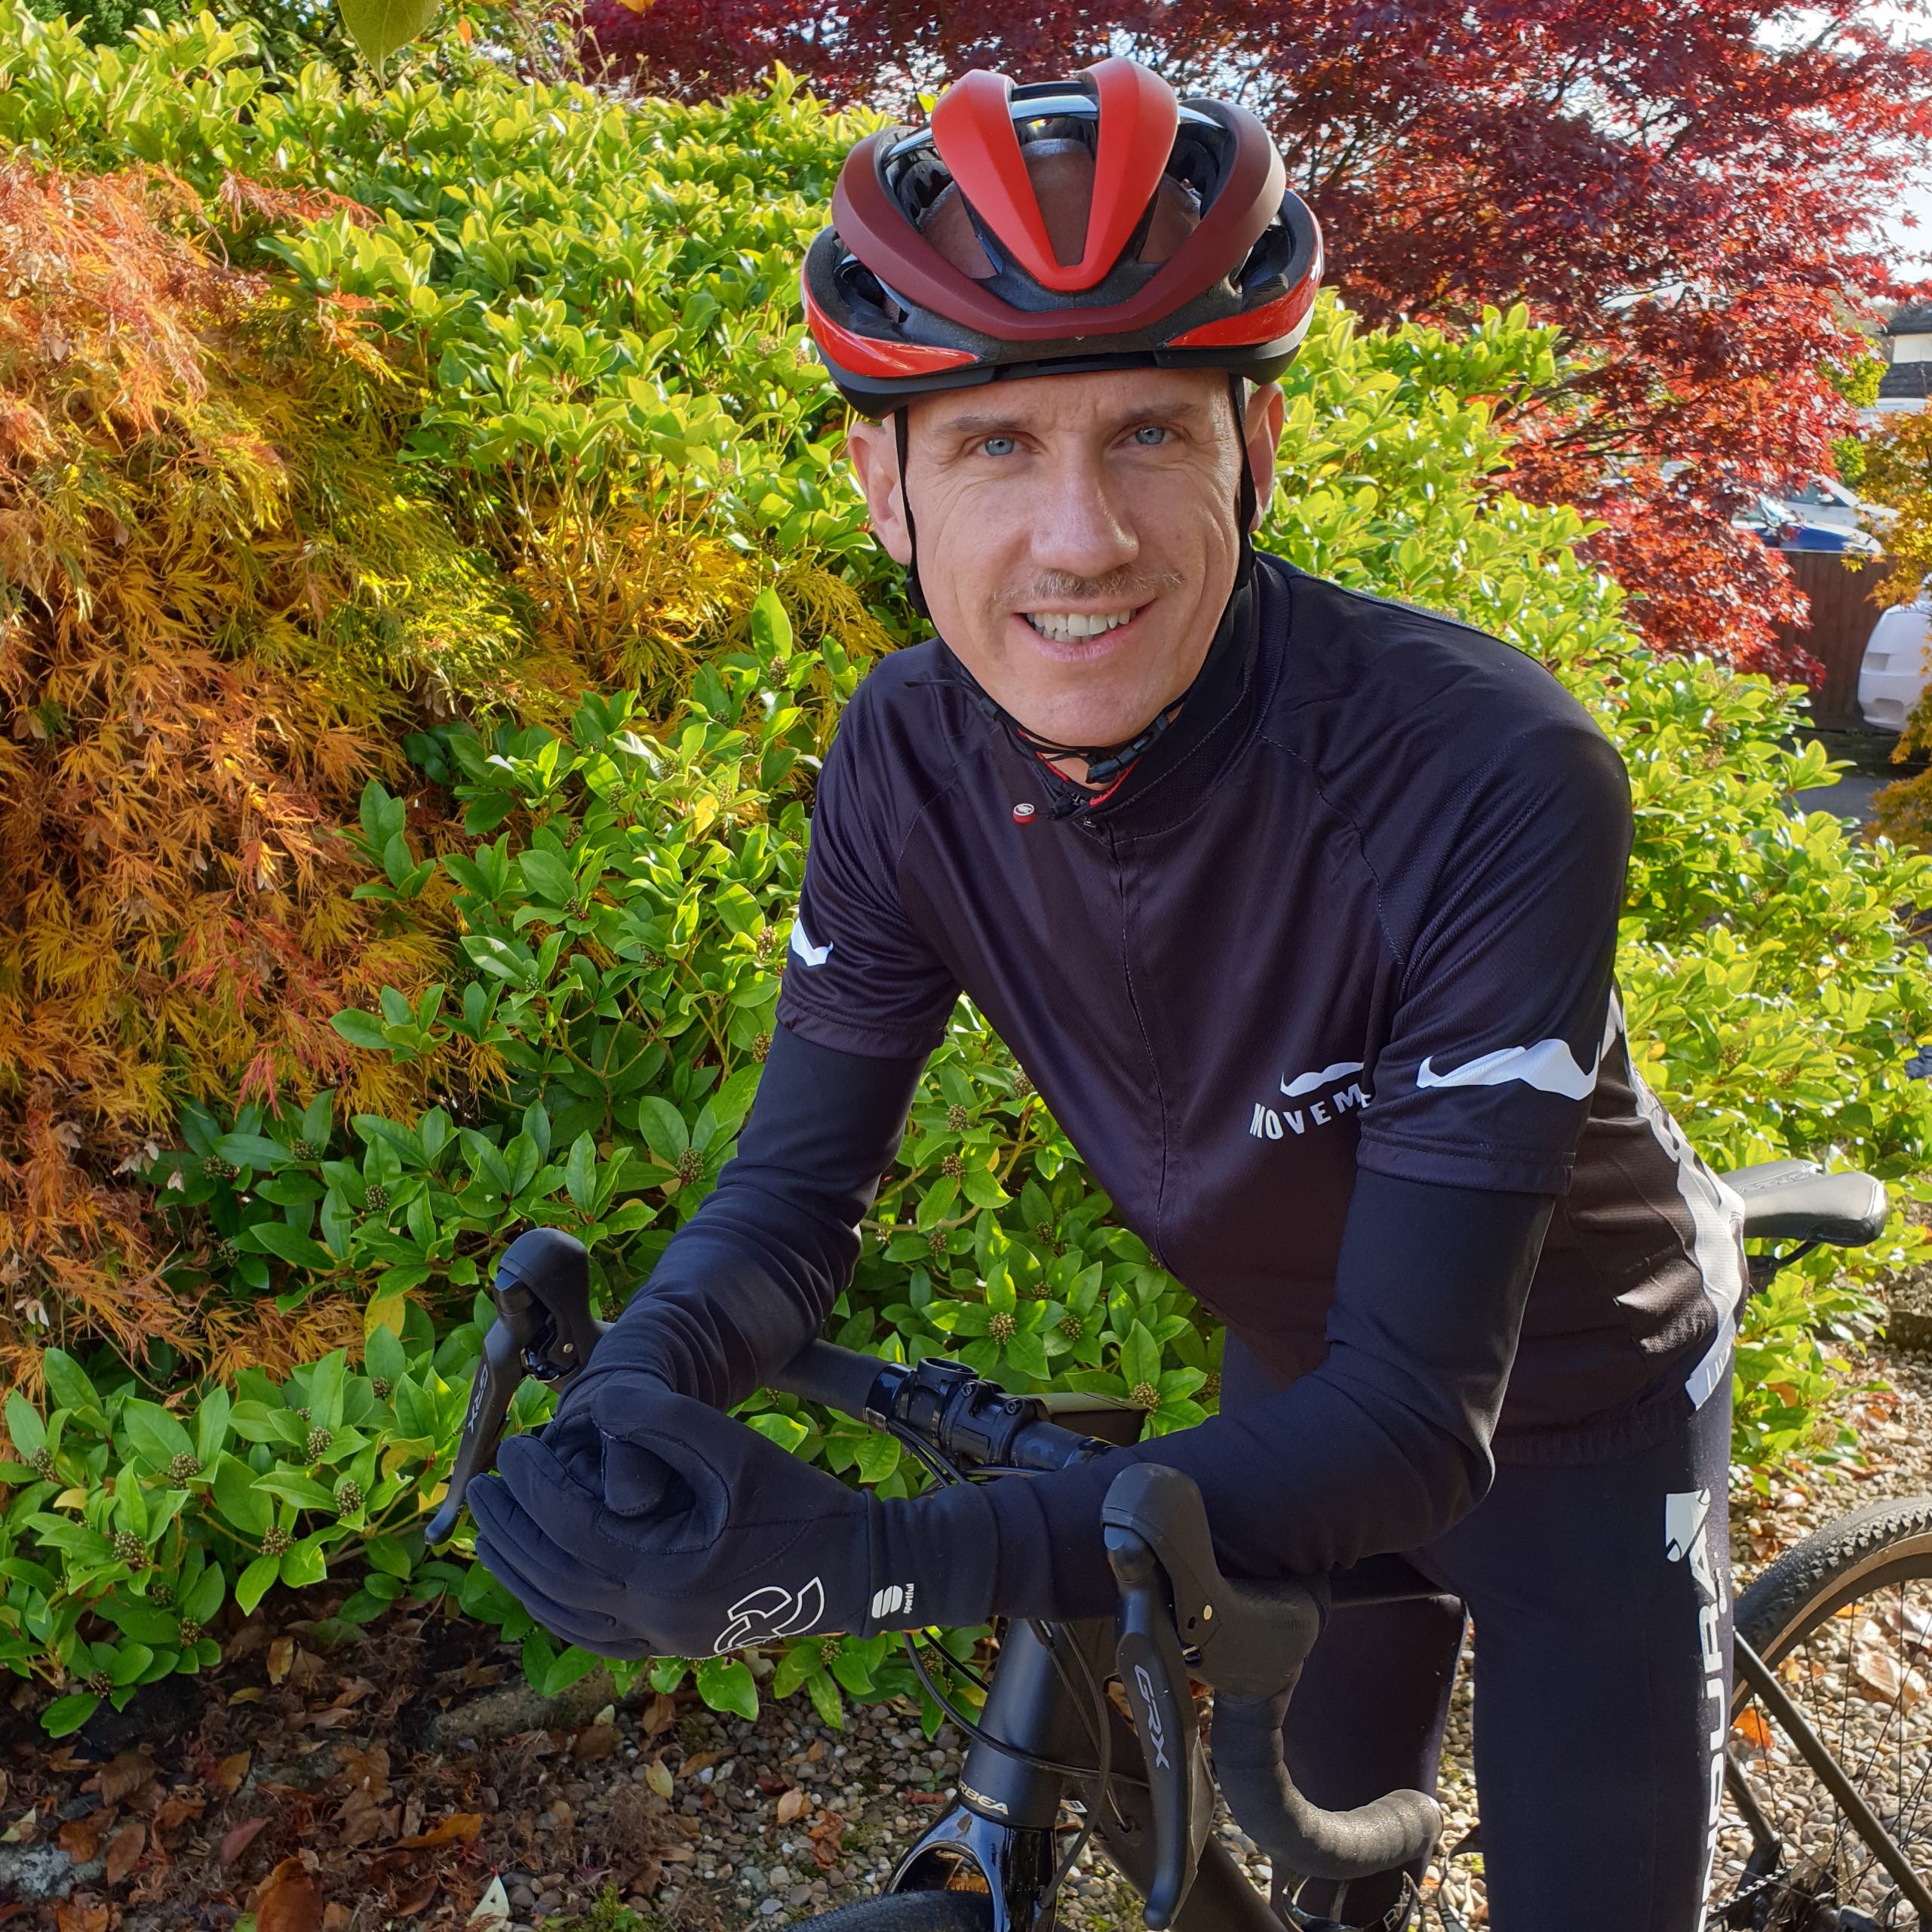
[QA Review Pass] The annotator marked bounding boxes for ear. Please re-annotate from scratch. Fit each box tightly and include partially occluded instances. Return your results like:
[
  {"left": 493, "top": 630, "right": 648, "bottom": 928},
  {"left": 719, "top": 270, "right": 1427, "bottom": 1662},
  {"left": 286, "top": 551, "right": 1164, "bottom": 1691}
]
[
  {"left": 1242, "top": 380, "right": 1287, "bottom": 532},
  {"left": 844, "top": 416, "right": 913, "bottom": 567}
]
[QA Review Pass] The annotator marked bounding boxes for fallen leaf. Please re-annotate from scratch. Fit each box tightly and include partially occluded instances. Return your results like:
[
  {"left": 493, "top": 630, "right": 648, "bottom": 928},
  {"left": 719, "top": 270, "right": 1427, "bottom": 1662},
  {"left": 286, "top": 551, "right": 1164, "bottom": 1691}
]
[
  {"left": 1, "top": 1807, "right": 37, "bottom": 1844},
  {"left": 807, "top": 1809, "right": 846, "bottom": 1869},
  {"left": 256, "top": 1855, "right": 324, "bottom": 1932},
  {"left": 229, "top": 1688, "right": 264, "bottom": 1705},
  {"left": 645, "top": 1759, "right": 674, "bottom": 1800},
  {"left": 53, "top": 1905, "right": 106, "bottom": 1932},
  {"left": 572, "top": 1725, "right": 619, "bottom": 1762},
  {"left": 393, "top": 1875, "right": 439, "bottom": 1914},
  {"left": 640, "top": 1694, "right": 677, "bottom": 1737},
  {"left": 467, "top": 1875, "right": 512, "bottom": 1928},
  {"left": 57, "top": 1815, "right": 101, "bottom": 1864},
  {"left": 105, "top": 1820, "right": 145, "bottom": 1886},
  {"left": 681, "top": 1751, "right": 720, "bottom": 1776},
  {"left": 1731, "top": 1707, "right": 1774, "bottom": 1750},
  {"left": 1852, "top": 1640, "right": 1926, "bottom": 1708},
  {"left": 775, "top": 1787, "right": 808, "bottom": 1825},
  {"left": 337, "top": 1789, "right": 390, "bottom": 1849},
  {"left": 220, "top": 1816, "right": 270, "bottom": 1866},
  {"left": 153, "top": 1792, "right": 204, "bottom": 1832},
  {"left": 391, "top": 1811, "right": 482, "bottom": 1851},
  {"left": 322, "top": 1909, "right": 353, "bottom": 1932},
  {"left": 85, "top": 1754, "right": 153, "bottom": 1808},
  {"left": 340, "top": 1743, "right": 390, "bottom": 1798},
  {"left": 266, "top": 1637, "right": 296, "bottom": 1686},
  {"left": 327, "top": 1678, "right": 378, "bottom": 1709},
  {"left": 215, "top": 1752, "right": 252, "bottom": 1795}
]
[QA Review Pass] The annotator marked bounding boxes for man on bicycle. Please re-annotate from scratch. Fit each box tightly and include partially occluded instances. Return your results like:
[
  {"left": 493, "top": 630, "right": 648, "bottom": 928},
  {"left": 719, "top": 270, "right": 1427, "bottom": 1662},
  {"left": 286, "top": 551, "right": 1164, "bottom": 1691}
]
[{"left": 468, "top": 58, "right": 1748, "bottom": 1929}]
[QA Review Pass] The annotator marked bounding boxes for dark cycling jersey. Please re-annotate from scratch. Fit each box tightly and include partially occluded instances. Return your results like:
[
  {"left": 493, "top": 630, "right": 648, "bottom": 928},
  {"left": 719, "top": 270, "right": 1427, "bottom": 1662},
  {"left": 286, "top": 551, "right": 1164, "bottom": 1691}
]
[{"left": 773, "top": 548, "right": 1746, "bottom": 1458}]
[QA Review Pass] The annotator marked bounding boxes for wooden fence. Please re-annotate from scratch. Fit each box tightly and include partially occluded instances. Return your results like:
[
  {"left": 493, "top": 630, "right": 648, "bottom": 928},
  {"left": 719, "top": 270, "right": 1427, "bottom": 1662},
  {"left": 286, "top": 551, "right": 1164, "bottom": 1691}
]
[{"left": 1771, "top": 549, "right": 1897, "bottom": 729}]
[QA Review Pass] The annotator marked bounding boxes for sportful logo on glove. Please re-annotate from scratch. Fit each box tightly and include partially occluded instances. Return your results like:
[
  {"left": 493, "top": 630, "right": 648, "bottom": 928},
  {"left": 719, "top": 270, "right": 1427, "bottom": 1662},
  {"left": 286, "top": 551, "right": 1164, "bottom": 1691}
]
[
  {"left": 711, "top": 1577, "right": 826, "bottom": 1654},
  {"left": 869, "top": 1582, "right": 915, "bottom": 1620}
]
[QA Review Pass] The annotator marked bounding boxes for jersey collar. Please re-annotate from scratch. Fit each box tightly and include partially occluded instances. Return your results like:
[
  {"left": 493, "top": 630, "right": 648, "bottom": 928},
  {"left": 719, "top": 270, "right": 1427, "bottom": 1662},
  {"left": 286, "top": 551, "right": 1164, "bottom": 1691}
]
[{"left": 937, "top": 554, "right": 1268, "bottom": 828}]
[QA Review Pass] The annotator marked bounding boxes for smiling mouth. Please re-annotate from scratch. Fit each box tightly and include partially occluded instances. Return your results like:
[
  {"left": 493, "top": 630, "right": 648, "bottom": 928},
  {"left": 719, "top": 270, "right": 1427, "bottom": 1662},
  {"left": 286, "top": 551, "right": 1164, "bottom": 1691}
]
[{"left": 1022, "top": 606, "right": 1147, "bottom": 643}]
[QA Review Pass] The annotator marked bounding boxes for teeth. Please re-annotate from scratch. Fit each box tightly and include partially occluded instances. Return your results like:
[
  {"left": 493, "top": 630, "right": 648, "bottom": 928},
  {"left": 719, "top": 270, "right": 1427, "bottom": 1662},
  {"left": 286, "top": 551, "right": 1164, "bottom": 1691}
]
[{"left": 1024, "top": 609, "right": 1138, "bottom": 641}]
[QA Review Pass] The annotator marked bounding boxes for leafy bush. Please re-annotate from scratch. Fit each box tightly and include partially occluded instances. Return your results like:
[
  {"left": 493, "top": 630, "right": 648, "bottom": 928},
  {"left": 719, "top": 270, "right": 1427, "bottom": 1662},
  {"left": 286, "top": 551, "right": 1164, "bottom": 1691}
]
[
  {"left": 0, "top": 17, "right": 893, "bottom": 1387},
  {"left": 5, "top": 3, "right": 1932, "bottom": 1734}
]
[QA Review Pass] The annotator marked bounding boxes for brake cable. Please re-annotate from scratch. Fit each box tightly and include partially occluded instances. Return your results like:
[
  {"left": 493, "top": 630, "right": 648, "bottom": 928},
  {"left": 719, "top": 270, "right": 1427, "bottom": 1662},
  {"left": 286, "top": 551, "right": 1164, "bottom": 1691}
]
[{"left": 883, "top": 1422, "right": 1145, "bottom": 1810}]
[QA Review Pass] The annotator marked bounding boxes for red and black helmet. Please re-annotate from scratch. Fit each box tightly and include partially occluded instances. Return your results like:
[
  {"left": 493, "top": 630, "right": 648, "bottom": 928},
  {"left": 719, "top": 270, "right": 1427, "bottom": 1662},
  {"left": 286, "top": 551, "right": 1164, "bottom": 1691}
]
[{"left": 802, "top": 56, "right": 1324, "bottom": 416}]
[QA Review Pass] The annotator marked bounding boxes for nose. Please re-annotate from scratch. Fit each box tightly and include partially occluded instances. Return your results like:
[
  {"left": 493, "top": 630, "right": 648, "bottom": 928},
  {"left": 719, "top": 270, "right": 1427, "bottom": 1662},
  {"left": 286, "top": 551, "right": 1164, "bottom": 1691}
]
[{"left": 1027, "top": 445, "right": 1139, "bottom": 585}]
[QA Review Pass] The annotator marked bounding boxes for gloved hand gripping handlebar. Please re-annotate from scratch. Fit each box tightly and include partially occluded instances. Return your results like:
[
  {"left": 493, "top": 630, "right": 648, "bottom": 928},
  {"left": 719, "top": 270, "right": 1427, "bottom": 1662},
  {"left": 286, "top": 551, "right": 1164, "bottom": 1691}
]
[
  {"left": 425, "top": 1228, "right": 612, "bottom": 1547},
  {"left": 1102, "top": 1462, "right": 1441, "bottom": 1914}
]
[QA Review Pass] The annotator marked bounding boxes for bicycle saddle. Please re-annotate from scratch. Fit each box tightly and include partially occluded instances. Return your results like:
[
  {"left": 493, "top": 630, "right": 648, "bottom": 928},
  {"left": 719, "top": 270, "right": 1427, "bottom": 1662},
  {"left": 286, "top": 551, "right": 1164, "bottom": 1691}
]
[{"left": 1718, "top": 1158, "right": 1888, "bottom": 1246}]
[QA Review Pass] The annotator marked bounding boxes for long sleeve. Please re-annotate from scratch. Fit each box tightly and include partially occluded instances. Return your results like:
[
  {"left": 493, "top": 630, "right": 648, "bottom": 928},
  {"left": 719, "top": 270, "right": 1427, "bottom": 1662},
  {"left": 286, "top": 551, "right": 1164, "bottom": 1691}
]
[{"left": 969, "top": 1169, "right": 1556, "bottom": 1621}]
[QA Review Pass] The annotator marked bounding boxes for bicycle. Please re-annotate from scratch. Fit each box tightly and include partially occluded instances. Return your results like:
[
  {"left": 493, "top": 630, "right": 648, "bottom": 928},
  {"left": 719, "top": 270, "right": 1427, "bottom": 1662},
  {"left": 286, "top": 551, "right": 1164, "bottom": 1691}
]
[{"left": 430, "top": 1154, "right": 1932, "bottom": 1930}]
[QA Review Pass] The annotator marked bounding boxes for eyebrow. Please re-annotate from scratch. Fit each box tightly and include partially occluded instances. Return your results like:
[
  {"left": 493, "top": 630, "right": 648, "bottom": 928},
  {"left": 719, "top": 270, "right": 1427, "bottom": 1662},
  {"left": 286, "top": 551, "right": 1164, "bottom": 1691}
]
[{"left": 932, "top": 396, "right": 1215, "bottom": 440}]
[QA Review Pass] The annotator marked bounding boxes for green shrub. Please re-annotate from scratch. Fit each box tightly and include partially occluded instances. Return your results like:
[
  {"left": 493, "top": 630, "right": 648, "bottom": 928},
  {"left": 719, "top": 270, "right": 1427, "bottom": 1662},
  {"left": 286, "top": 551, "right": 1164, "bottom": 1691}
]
[{"left": 5, "top": 4, "right": 1932, "bottom": 1734}]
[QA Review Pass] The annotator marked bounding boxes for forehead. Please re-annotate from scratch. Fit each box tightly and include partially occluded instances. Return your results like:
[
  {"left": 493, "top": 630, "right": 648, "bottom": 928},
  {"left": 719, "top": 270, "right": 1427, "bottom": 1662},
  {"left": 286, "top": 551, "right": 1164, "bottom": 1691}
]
[{"left": 908, "top": 366, "right": 1229, "bottom": 443}]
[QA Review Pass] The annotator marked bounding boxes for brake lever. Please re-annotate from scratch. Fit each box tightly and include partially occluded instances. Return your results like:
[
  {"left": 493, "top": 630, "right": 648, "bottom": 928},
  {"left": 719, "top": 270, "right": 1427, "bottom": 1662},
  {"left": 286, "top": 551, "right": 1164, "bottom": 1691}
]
[
  {"left": 1104, "top": 1511, "right": 1214, "bottom": 1929},
  {"left": 425, "top": 1228, "right": 611, "bottom": 1546}
]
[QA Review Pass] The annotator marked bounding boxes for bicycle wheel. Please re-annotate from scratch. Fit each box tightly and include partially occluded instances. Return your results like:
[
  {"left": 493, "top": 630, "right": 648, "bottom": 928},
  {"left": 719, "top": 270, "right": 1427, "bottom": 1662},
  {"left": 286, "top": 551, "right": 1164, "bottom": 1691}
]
[
  {"left": 1711, "top": 1495, "right": 1932, "bottom": 1927},
  {"left": 790, "top": 1890, "right": 996, "bottom": 1932}
]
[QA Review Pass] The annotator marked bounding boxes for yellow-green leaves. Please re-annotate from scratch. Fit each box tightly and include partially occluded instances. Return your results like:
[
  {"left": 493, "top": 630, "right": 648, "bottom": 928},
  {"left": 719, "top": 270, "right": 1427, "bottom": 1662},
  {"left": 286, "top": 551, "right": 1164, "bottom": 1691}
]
[{"left": 336, "top": 0, "right": 439, "bottom": 75}]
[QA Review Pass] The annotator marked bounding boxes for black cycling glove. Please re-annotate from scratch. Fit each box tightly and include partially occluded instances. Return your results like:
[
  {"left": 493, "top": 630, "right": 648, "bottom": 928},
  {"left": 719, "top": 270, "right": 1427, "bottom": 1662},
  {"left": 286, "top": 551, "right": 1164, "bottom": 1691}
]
[{"left": 467, "top": 1374, "right": 1002, "bottom": 1660}]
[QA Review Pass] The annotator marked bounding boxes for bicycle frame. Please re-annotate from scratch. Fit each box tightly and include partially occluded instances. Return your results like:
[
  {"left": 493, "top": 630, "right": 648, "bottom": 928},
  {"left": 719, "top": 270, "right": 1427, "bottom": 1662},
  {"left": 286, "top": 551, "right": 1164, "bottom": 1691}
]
[
  {"left": 888, "top": 1568, "right": 1448, "bottom": 1932},
  {"left": 888, "top": 1611, "right": 1277, "bottom": 1932}
]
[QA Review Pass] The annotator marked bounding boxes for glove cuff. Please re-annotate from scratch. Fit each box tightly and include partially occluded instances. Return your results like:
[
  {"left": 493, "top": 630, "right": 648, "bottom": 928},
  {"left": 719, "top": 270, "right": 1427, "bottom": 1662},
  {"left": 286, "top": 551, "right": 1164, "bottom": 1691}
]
[{"left": 863, "top": 1478, "right": 1004, "bottom": 1635}]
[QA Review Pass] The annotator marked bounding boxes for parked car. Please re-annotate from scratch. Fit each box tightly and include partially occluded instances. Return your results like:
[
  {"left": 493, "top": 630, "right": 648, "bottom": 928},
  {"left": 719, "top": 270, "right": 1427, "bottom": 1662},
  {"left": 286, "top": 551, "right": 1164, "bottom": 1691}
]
[
  {"left": 1734, "top": 493, "right": 1884, "bottom": 555},
  {"left": 1777, "top": 475, "right": 1901, "bottom": 534},
  {"left": 1857, "top": 598, "right": 1932, "bottom": 732}
]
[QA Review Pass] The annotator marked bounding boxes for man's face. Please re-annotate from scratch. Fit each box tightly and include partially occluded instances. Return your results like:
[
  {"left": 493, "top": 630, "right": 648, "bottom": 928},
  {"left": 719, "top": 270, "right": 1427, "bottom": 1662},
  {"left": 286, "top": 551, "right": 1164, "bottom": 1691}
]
[{"left": 846, "top": 367, "right": 1285, "bottom": 751}]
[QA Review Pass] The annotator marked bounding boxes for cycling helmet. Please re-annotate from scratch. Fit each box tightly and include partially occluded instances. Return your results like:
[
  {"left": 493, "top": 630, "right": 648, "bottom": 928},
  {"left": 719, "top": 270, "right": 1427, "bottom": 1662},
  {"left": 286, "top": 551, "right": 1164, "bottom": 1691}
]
[{"left": 802, "top": 55, "right": 1324, "bottom": 415}]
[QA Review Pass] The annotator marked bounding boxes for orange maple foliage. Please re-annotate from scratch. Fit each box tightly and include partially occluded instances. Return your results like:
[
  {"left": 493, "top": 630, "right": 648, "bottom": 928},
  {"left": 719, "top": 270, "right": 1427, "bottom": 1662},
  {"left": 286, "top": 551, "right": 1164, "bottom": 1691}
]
[{"left": 0, "top": 163, "right": 455, "bottom": 1391}]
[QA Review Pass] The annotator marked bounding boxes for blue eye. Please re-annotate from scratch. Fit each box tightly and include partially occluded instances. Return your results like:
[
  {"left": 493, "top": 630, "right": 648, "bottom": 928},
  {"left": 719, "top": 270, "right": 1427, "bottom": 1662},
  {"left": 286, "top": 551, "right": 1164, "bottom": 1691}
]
[
  {"left": 982, "top": 435, "right": 1017, "bottom": 456},
  {"left": 1133, "top": 424, "right": 1170, "bottom": 446}
]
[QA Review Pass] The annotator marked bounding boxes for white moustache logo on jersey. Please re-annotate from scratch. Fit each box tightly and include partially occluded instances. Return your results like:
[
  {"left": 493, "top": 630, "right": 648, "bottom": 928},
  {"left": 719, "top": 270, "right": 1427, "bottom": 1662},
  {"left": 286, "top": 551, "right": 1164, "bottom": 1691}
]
[
  {"left": 1280, "top": 1060, "right": 1365, "bottom": 1098},
  {"left": 788, "top": 919, "right": 833, "bottom": 968},
  {"left": 1416, "top": 1035, "right": 1601, "bottom": 1100}
]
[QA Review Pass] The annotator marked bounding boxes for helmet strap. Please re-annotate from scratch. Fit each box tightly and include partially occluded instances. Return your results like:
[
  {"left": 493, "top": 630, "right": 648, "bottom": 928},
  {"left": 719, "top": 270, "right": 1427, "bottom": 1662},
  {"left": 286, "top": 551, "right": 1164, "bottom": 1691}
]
[
  {"left": 892, "top": 406, "right": 932, "bottom": 621},
  {"left": 1229, "top": 370, "right": 1258, "bottom": 594}
]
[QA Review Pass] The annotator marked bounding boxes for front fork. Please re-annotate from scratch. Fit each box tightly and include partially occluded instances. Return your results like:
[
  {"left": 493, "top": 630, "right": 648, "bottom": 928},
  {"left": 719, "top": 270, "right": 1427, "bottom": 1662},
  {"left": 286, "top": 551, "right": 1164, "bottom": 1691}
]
[{"left": 889, "top": 1619, "right": 1282, "bottom": 1932}]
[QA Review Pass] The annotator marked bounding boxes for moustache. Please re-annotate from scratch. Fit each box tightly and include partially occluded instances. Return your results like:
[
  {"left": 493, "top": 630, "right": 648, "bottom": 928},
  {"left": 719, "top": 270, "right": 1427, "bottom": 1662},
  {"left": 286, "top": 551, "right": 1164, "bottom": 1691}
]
[{"left": 1003, "top": 570, "right": 1184, "bottom": 608}]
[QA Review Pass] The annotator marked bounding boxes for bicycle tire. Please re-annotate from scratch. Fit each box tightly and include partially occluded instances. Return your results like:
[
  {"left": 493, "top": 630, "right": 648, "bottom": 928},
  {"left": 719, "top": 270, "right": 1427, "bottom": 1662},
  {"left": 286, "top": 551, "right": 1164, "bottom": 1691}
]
[
  {"left": 788, "top": 1888, "right": 997, "bottom": 1932},
  {"left": 1714, "top": 1494, "right": 1932, "bottom": 1923},
  {"left": 1734, "top": 1497, "right": 1932, "bottom": 1671}
]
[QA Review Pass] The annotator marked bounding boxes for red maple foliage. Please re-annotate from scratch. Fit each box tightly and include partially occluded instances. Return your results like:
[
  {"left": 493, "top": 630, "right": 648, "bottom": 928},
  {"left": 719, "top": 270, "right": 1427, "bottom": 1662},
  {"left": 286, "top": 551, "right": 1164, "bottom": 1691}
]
[{"left": 582, "top": 0, "right": 1932, "bottom": 677}]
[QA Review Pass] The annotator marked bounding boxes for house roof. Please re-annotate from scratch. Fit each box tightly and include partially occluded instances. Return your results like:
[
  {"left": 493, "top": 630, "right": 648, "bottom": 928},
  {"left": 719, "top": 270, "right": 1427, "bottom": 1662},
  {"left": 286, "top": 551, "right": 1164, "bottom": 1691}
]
[
  {"left": 1885, "top": 300, "right": 1932, "bottom": 336},
  {"left": 1881, "top": 359, "right": 1932, "bottom": 401}
]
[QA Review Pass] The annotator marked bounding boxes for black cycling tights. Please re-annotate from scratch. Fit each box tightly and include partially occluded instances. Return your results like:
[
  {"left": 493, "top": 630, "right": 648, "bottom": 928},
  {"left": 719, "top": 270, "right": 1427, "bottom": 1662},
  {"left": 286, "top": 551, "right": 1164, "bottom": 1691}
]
[{"left": 1219, "top": 1334, "right": 1735, "bottom": 1930}]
